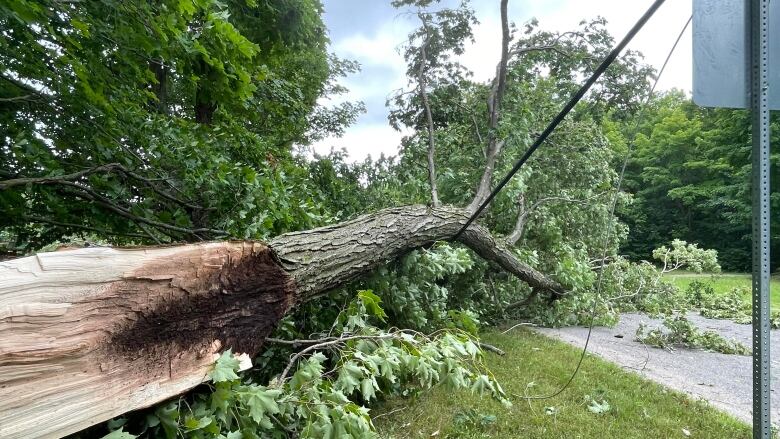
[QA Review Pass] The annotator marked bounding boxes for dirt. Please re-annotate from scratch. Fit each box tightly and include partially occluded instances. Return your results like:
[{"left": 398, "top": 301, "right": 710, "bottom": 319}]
[{"left": 535, "top": 312, "right": 780, "bottom": 424}]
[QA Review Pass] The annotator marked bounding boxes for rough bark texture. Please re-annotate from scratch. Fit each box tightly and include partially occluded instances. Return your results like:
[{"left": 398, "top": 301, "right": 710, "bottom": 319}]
[
  {"left": 0, "top": 205, "right": 562, "bottom": 438},
  {"left": 272, "top": 205, "right": 563, "bottom": 299},
  {"left": 467, "top": 0, "right": 510, "bottom": 213}
]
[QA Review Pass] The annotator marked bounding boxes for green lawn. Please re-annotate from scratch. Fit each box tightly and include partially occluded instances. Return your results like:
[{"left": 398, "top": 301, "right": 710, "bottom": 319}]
[
  {"left": 665, "top": 271, "right": 780, "bottom": 308},
  {"left": 374, "top": 329, "right": 749, "bottom": 439}
]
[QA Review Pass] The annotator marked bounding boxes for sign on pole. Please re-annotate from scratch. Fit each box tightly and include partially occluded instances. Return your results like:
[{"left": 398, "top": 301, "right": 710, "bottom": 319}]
[
  {"left": 693, "top": 0, "right": 780, "bottom": 109},
  {"left": 693, "top": 1, "right": 773, "bottom": 437}
]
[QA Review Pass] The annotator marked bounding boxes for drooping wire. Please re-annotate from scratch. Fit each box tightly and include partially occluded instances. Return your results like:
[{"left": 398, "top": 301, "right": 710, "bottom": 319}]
[
  {"left": 520, "top": 14, "right": 693, "bottom": 401},
  {"left": 453, "top": 0, "right": 667, "bottom": 240}
]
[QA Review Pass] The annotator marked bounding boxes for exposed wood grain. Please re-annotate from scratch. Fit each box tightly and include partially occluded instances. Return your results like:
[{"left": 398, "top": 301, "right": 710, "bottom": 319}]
[
  {"left": 0, "top": 205, "right": 563, "bottom": 438},
  {"left": 0, "top": 242, "right": 295, "bottom": 439}
]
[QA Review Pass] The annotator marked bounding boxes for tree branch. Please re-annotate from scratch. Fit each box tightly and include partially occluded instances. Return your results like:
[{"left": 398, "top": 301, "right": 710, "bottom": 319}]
[
  {"left": 0, "top": 164, "right": 122, "bottom": 190},
  {"left": 505, "top": 192, "right": 608, "bottom": 246},
  {"left": 21, "top": 215, "right": 150, "bottom": 239},
  {"left": 467, "top": 0, "right": 510, "bottom": 213},
  {"left": 0, "top": 163, "right": 207, "bottom": 212},
  {"left": 418, "top": 15, "right": 440, "bottom": 207},
  {"left": 0, "top": 94, "right": 37, "bottom": 103},
  {"left": 270, "top": 205, "right": 565, "bottom": 301},
  {"left": 56, "top": 182, "right": 226, "bottom": 239}
]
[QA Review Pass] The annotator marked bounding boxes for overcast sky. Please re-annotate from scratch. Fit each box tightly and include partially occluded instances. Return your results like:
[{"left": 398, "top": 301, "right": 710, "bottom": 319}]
[{"left": 314, "top": 0, "right": 694, "bottom": 161}]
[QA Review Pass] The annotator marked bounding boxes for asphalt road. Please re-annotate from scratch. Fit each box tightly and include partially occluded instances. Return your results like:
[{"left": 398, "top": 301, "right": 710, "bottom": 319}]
[{"left": 535, "top": 312, "right": 780, "bottom": 424}]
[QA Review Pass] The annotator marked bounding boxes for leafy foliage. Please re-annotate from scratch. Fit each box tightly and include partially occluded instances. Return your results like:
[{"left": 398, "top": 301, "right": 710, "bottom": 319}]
[
  {"left": 585, "top": 395, "right": 612, "bottom": 415},
  {"left": 617, "top": 91, "right": 780, "bottom": 271},
  {"left": 448, "top": 408, "right": 498, "bottom": 437},
  {"left": 635, "top": 313, "right": 750, "bottom": 356},
  {"left": 683, "top": 280, "right": 780, "bottom": 328},
  {"left": 94, "top": 292, "right": 508, "bottom": 439},
  {"left": 361, "top": 243, "right": 476, "bottom": 331},
  {"left": 0, "top": 0, "right": 363, "bottom": 251},
  {"left": 518, "top": 240, "right": 720, "bottom": 327},
  {"left": 652, "top": 239, "right": 721, "bottom": 274}
]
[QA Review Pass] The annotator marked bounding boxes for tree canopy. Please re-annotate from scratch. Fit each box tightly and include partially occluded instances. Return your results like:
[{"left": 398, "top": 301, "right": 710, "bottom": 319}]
[
  {"left": 1, "top": 0, "right": 362, "bottom": 250},
  {"left": 617, "top": 91, "right": 780, "bottom": 271}
]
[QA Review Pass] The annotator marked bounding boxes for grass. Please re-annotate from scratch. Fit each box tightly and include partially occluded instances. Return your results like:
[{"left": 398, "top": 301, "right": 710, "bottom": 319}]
[
  {"left": 373, "top": 329, "right": 749, "bottom": 439},
  {"left": 664, "top": 271, "right": 780, "bottom": 308}
]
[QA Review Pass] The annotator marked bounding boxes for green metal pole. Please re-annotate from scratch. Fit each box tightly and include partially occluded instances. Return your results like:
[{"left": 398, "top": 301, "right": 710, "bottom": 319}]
[{"left": 750, "top": 0, "right": 771, "bottom": 437}]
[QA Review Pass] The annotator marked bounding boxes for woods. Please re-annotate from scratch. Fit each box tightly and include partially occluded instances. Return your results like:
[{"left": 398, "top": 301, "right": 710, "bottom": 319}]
[
  {"left": 0, "top": 0, "right": 771, "bottom": 437},
  {"left": 616, "top": 92, "right": 780, "bottom": 271}
]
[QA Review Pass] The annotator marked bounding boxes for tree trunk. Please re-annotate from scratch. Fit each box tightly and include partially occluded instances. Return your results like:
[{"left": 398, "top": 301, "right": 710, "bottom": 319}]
[{"left": 0, "top": 205, "right": 562, "bottom": 438}]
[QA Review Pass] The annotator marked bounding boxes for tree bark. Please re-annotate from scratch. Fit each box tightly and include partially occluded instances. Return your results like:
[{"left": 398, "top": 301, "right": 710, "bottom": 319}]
[
  {"left": 272, "top": 205, "right": 563, "bottom": 299},
  {"left": 467, "top": 0, "right": 510, "bottom": 213},
  {"left": 0, "top": 205, "right": 562, "bottom": 438},
  {"left": 506, "top": 192, "right": 527, "bottom": 246},
  {"left": 417, "top": 19, "right": 440, "bottom": 207},
  {"left": 149, "top": 59, "right": 168, "bottom": 113}
]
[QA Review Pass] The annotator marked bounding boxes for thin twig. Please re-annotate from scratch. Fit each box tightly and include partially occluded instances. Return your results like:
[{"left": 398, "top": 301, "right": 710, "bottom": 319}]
[
  {"left": 501, "top": 322, "right": 537, "bottom": 334},
  {"left": 372, "top": 407, "right": 406, "bottom": 420}
]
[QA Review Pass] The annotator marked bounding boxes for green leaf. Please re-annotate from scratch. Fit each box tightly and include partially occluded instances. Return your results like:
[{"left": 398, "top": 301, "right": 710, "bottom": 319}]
[
  {"left": 145, "top": 414, "right": 160, "bottom": 428},
  {"left": 334, "top": 361, "right": 364, "bottom": 394},
  {"left": 100, "top": 429, "right": 137, "bottom": 439},
  {"left": 154, "top": 403, "right": 179, "bottom": 439},
  {"left": 178, "top": 0, "right": 197, "bottom": 16},
  {"left": 357, "top": 290, "right": 387, "bottom": 321},
  {"left": 470, "top": 374, "right": 494, "bottom": 395},
  {"left": 290, "top": 352, "right": 325, "bottom": 390},
  {"left": 184, "top": 416, "right": 213, "bottom": 432},
  {"left": 240, "top": 385, "right": 281, "bottom": 425},
  {"left": 210, "top": 382, "right": 234, "bottom": 416},
  {"left": 587, "top": 398, "right": 611, "bottom": 414},
  {"left": 360, "top": 377, "right": 377, "bottom": 401},
  {"left": 210, "top": 350, "right": 240, "bottom": 382}
]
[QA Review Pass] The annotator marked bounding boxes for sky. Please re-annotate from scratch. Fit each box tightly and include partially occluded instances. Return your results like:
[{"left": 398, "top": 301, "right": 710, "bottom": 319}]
[{"left": 314, "top": 0, "right": 694, "bottom": 161}]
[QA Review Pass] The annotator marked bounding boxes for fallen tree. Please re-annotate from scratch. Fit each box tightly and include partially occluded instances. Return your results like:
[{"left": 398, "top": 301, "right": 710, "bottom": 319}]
[
  {"left": 1, "top": 1, "right": 630, "bottom": 436},
  {"left": 0, "top": 205, "right": 563, "bottom": 438}
]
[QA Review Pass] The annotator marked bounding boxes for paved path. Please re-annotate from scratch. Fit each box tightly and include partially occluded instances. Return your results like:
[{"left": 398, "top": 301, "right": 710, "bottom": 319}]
[{"left": 535, "top": 313, "right": 780, "bottom": 424}]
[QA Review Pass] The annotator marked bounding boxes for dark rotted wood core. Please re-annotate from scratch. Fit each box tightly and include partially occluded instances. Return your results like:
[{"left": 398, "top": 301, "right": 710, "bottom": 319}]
[{"left": 107, "top": 245, "right": 297, "bottom": 367}]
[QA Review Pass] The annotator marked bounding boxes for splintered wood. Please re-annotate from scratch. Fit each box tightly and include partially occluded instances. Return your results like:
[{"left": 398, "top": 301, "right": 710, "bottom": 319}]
[{"left": 0, "top": 242, "right": 295, "bottom": 438}]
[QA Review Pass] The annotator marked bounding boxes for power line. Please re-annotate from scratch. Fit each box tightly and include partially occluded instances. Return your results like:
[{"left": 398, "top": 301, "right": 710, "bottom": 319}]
[{"left": 453, "top": 0, "right": 667, "bottom": 240}]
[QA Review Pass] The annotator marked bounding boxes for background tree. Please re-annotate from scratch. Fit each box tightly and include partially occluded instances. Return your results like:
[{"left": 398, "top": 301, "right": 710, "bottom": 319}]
[
  {"left": 0, "top": 0, "right": 362, "bottom": 250},
  {"left": 616, "top": 91, "right": 780, "bottom": 271}
]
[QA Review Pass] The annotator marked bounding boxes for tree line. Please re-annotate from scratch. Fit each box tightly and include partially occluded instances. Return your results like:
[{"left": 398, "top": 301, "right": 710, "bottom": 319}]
[{"left": 613, "top": 91, "right": 780, "bottom": 272}]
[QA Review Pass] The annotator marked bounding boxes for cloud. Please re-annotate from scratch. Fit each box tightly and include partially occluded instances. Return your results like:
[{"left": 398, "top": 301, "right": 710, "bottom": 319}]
[
  {"left": 321, "top": 0, "right": 694, "bottom": 161},
  {"left": 316, "top": 6, "right": 436, "bottom": 160},
  {"left": 311, "top": 123, "right": 409, "bottom": 161},
  {"left": 462, "top": 0, "right": 692, "bottom": 91}
]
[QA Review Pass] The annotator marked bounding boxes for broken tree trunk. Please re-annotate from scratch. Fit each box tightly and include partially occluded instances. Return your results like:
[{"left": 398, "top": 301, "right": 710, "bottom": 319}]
[{"left": 0, "top": 205, "right": 562, "bottom": 438}]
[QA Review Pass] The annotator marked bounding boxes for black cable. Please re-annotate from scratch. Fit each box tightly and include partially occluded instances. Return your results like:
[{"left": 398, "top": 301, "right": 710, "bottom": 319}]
[
  {"left": 520, "top": 14, "right": 692, "bottom": 401},
  {"left": 453, "top": 0, "right": 667, "bottom": 240}
]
